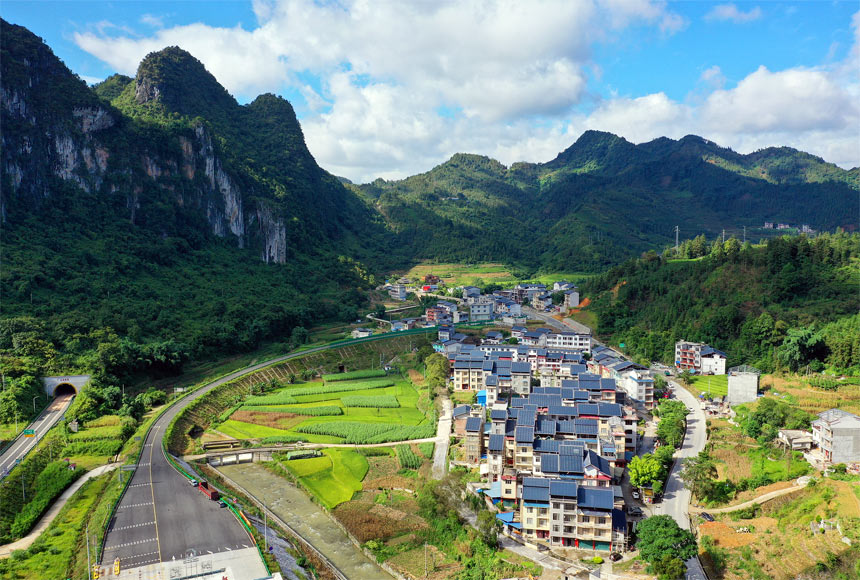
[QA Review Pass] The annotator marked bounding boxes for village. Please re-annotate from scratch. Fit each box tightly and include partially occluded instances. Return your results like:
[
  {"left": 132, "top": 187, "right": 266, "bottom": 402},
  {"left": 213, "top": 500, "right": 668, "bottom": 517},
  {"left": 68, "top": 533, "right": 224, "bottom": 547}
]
[{"left": 365, "top": 275, "right": 860, "bottom": 568}]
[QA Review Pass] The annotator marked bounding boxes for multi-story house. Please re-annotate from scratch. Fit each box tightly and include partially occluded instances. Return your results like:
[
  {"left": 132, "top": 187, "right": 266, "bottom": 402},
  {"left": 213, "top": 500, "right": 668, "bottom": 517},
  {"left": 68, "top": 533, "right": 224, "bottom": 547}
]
[
  {"left": 465, "top": 416, "right": 485, "bottom": 464},
  {"left": 675, "top": 341, "right": 727, "bottom": 375},
  {"left": 452, "top": 354, "right": 486, "bottom": 391},
  {"left": 545, "top": 332, "right": 592, "bottom": 353},
  {"left": 470, "top": 301, "right": 494, "bottom": 322},
  {"left": 811, "top": 409, "right": 860, "bottom": 464},
  {"left": 620, "top": 369, "right": 655, "bottom": 409}
]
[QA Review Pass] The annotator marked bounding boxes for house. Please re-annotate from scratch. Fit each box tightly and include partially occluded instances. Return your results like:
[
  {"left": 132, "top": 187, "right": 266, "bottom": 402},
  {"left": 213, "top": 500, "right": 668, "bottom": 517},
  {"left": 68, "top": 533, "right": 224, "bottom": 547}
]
[
  {"left": 453, "top": 405, "right": 473, "bottom": 436},
  {"left": 438, "top": 325, "right": 455, "bottom": 342},
  {"left": 811, "top": 409, "right": 860, "bottom": 464},
  {"left": 391, "top": 321, "right": 407, "bottom": 332},
  {"left": 675, "top": 341, "right": 726, "bottom": 375},
  {"left": 553, "top": 281, "right": 575, "bottom": 292},
  {"left": 545, "top": 332, "right": 591, "bottom": 353},
  {"left": 351, "top": 328, "right": 373, "bottom": 339},
  {"left": 424, "top": 274, "right": 441, "bottom": 285},
  {"left": 465, "top": 416, "right": 485, "bottom": 464},
  {"left": 777, "top": 429, "right": 813, "bottom": 451},
  {"left": 484, "top": 331, "right": 503, "bottom": 344},
  {"left": 388, "top": 284, "right": 407, "bottom": 301},
  {"left": 510, "top": 325, "right": 528, "bottom": 339},
  {"left": 470, "top": 301, "right": 494, "bottom": 322},
  {"left": 563, "top": 289, "right": 580, "bottom": 309},
  {"left": 532, "top": 292, "right": 554, "bottom": 310},
  {"left": 462, "top": 286, "right": 481, "bottom": 299},
  {"left": 619, "top": 370, "right": 655, "bottom": 409},
  {"left": 764, "top": 221, "right": 774, "bottom": 229}
]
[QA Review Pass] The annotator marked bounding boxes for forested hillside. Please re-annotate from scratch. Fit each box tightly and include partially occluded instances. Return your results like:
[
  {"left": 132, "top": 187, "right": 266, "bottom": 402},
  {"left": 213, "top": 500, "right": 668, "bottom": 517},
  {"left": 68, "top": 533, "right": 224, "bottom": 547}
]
[
  {"left": 583, "top": 233, "right": 860, "bottom": 373},
  {"left": 359, "top": 132, "right": 858, "bottom": 274},
  {"left": 0, "top": 21, "right": 383, "bottom": 423}
]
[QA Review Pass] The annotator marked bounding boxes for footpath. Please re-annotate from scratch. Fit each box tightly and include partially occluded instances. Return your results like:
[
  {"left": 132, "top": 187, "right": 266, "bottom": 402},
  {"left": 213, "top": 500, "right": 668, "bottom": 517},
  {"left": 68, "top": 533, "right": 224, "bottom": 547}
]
[
  {"left": 0, "top": 462, "right": 120, "bottom": 558},
  {"left": 690, "top": 481, "right": 804, "bottom": 514}
]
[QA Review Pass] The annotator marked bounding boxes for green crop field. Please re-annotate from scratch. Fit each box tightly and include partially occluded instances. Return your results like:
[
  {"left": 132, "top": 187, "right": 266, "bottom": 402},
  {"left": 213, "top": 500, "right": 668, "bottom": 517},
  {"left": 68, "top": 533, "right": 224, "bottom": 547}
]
[
  {"left": 687, "top": 374, "right": 729, "bottom": 397},
  {"left": 280, "top": 448, "right": 369, "bottom": 508},
  {"left": 209, "top": 376, "right": 430, "bottom": 444}
]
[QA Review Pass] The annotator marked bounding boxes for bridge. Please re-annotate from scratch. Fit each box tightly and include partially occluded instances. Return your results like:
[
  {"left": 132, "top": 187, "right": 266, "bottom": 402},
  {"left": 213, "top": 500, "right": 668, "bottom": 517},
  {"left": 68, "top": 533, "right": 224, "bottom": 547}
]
[{"left": 205, "top": 448, "right": 275, "bottom": 467}]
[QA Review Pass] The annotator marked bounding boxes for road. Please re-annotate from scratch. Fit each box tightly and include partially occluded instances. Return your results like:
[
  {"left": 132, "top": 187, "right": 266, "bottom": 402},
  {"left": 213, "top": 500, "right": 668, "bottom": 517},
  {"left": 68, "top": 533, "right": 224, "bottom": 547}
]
[
  {"left": 0, "top": 462, "right": 120, "bottom": 558},
  {"left": 652, "top": 381, "right": 708, "bottom": 580},
  {"left": 431, "top": 389, "right": 453, "bottom": 479},
  {"left": 0, "top": 394, "right": 73, "bottom": 481},
  {"left": 101, "top": 334, "right": 410, "bottom": 573}
]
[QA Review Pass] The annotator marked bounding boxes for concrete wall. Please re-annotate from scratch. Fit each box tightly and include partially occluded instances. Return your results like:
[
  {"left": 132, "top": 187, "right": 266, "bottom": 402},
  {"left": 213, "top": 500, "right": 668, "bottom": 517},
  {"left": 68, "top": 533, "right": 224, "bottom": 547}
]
[
  {"left": 727, "top": 372, "right": 758, "bottom": 405},
  {"left": 831, "top": 427, "right": 860, "bottom": 464}
]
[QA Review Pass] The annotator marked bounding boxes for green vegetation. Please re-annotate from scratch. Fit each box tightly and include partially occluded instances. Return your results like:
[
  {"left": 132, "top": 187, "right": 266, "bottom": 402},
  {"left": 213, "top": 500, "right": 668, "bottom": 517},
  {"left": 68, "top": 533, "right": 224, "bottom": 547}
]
[
  {"left": 242, "top": 393, "right": 298, "bottom": 405},
  {"left": 242, "top": 405, "right": 343, "bottom": 416},
  {"left": 295, "top": 422, "right": 436, "bottom": 444},
  {"left": 655, "top": 399, "right": 688, "bottom": 449},
  {"left": 288, "top": 379, "right": 394, "bottom": 397},
  {"left": 687, "top": 374, "right": 728, "bottom": 397},
  {"left": 396, "top": 445, "right": 422, "bottom": 469},
  {"left": 322, "top": 369, "right": 388, "bottom": 382},
  {"left": 418, "top": 442, "right": 435, "bottom": 459},
  {"left": 586, "top": 233, "right": 859, "bottom": 373},
  {"left": 360, "top": 132, "right": 857, "bottom": 274},
  {"left": 341, "top": 395, "right": 400, "bottom": 408},
  {"left": 278, "top": 449, "right": 369, "bottom": 509},
  {"left": 635, "top": 515, "right": 697, "bottom": 569}
]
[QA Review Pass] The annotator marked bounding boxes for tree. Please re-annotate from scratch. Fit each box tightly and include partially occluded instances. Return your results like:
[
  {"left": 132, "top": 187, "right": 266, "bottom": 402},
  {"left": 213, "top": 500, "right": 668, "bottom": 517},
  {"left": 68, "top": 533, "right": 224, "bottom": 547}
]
[
  {"left": 477, "top": 510, "right": 501, "bottom": 549},
  {"left": 636, "top": 515, "right": 697, "bottom": 564},
  {"left": 679, "top": 369, "right": 692, "bottom": 387},
  {"left": 652, "top": 555, "right": 688, "bottom": 580},
  {"left": 628, "top": 454, "right": 666, "bottom": 489},
  {"left": 680, "top": 452, "right": 718, "bottom": 499}
]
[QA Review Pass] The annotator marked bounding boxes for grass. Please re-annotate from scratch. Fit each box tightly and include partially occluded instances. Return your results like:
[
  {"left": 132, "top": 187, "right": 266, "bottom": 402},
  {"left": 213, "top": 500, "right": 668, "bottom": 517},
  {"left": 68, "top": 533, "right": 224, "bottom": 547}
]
[
  {"left": 401, "top": 261, "right": 593, "bottom": 288},
  {"left": 759, "top": 373, "right": 860, "bottom": 415},
  {"left": 687, "top": 374, "right": 729, "bottom": 397},
  {"left": 280, "top": 448, "right": 368, "bottom": 509},
  {"left": 0, "top": 472, "right": 112, "bottom": 580},
  {"left": 217, "top": 419, "right": 290, "bottom": 439}
]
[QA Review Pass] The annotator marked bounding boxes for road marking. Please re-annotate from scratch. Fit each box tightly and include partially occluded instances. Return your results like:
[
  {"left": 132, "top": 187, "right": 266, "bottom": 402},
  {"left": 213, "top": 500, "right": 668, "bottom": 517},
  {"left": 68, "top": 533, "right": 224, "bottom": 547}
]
[
  {"left": 111, "top": 521, "right": 155, "bottom": 532},
  {"left": 104, "top": 538, "right": 157, "bottom": 550},
  {"left": 149, "top": 425, "right": 163, "bottom": 563},
  {"left": 121, "top": 502, "right": 154, "bottom": 508}
]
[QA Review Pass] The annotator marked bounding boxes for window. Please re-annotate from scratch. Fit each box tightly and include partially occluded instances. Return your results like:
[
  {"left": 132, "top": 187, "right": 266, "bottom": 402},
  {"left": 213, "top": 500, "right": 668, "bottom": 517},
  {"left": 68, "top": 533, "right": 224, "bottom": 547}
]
[
  {"left": 526, "top": 518, "right": 533, "bottom": 525},
  {"left": 581, "top": 516, "right": 590, "bottom": 523}
]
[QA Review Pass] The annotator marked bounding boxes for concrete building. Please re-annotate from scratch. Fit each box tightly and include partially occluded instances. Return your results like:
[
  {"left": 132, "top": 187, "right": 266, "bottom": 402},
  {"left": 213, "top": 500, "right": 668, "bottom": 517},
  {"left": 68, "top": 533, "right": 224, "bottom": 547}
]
[
  {"left": 727, "top": 365, "right": 760, "bottom": 405},
  {"left": 465, "top": 416, "right": 485, "bottom": 464},
  {"left": 675, "top": 341, "right": 726, "bottom": 375},
  {"left": 812, "top": 409, "right": 860, "bottom": 464},
  {"left": 470, "top": 301, "right": 494, "bottom": 322},
  {"left": 351, "top": 328, "right": 373, "bottom": 339},
  {"left": 620, "top": 370, "right": 655, "bottom": 409},
  {"left": 388, "top": 284, "right": 407, "bottom": 301},
  {"left": 545, "top": 332, "right": 591, "bottom": 353}
]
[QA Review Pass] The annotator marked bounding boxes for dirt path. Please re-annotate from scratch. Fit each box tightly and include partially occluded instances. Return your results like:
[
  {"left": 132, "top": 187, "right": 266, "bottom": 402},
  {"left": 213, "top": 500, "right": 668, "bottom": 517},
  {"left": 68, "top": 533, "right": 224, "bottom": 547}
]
[
  {"left": 431, "top": 389, "right": 453, "bottom": 479},
  {"left": 690, "top": 481, "right": 804, "bottom": 514},
  {"left": 0, "top": 462, "right": 121, "bottom": 558}
]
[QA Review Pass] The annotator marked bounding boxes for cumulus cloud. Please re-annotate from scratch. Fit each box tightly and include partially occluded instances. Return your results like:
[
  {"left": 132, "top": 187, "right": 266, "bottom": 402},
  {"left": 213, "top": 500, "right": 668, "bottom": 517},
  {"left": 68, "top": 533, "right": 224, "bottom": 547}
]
[
  {"left": 705, "top": 4, "right": 762, "bottom": 23},
  {"left": 72, "top": 1, "right": 858, "bottom": 181}
]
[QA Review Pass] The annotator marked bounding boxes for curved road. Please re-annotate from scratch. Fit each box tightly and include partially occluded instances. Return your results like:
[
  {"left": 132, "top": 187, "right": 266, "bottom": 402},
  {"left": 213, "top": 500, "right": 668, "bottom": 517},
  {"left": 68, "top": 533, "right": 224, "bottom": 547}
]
[
  {"left": 101, "top": 334, "right": 422, "bottom": 572},
  {"left": 0, "top": 394, "right": 73, "bottom": 481}
]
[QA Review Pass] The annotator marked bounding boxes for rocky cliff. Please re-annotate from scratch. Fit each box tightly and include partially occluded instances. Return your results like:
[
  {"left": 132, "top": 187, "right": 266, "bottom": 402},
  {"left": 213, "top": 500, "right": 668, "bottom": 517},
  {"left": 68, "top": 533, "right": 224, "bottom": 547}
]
[{"left": 0, "top": 20, "right": 377, "bottom": 265}]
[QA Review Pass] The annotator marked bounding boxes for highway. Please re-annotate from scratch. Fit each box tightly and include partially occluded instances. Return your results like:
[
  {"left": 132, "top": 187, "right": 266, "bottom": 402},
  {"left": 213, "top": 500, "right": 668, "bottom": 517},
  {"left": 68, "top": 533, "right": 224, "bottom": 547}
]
[
  {"left": 0, "top": 394, "right": 73, "bottom": 481},
  {"left": 101, "top": 337, "right": 394, "bottom": 572}
]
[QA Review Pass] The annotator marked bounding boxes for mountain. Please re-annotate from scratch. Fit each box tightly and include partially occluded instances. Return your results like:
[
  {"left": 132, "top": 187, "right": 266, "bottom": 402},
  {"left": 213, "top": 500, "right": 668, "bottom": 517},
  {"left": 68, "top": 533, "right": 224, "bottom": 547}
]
[
  {"left": 0, "top": 20, "right": 389, "bottom": 384},
  {"left": 581, "top": 232, "right": 860, "bottom": 373},
  {"left": 359, "top": 130, "right": 859, "bottom": 273}
]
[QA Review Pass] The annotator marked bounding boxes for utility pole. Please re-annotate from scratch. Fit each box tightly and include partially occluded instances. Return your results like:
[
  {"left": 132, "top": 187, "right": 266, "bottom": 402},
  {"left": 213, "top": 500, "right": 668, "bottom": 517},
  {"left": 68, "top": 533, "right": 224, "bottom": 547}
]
[
  {"left": 86, "top": 524, "right": 92, "bottom": 580},
  {"left": 674, "top": 226, "right": 679, "bottom": 252},
  {"left": 743, "top": 225, "right": 746, "bottom": 244},
  {"left": 722, "top": 229, "right": 725, "bottom": 243}
]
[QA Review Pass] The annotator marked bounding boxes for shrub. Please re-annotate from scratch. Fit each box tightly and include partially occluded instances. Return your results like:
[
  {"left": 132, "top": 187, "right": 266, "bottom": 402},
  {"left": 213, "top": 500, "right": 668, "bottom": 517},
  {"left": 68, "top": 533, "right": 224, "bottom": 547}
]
[
  {"left": 260, "top": 435, "right": 309, "bottom": 445},
  {"left": 289, "top": 379, "right": 394, "bottom": 397},
  {"left": 242, "top": 393, "right": 297, "bottom": 406},
  {"left": 418, "top": 442, "right": 435, "bottom": 459},
  {"left": 61, "top": 440, "right": 123, "bottom": 456}
]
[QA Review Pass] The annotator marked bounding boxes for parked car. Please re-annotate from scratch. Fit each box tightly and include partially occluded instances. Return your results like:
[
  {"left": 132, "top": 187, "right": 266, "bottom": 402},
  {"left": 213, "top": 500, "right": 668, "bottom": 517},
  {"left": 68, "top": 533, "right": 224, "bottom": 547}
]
[
  {"left": 700, "top": 512, "right": 715, "bottom": 522},
  {"left": 610, "top": 552, "right": 623, "bottom": 562},
  {"left": 628, "top": 507, "right": 643, "bottom": 516},
  {"left": 632, "top": 490, "right": 640, "bottom": 500},
  {"left": 189, "top": 479, "right": 198, "bottom": 487}
]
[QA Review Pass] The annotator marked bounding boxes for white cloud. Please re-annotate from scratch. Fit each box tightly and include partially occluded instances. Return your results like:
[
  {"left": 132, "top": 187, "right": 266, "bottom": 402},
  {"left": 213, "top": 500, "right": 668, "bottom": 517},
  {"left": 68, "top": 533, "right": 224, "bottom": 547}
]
[
  {"left": 140, "top": 14, "right": 164, "bottom": 28},
  {"left": 705, "top": 4, "right": 762, "bottom": 23},
  {"left": 71, "top": 1, "right": 859, "bottom": 181}
]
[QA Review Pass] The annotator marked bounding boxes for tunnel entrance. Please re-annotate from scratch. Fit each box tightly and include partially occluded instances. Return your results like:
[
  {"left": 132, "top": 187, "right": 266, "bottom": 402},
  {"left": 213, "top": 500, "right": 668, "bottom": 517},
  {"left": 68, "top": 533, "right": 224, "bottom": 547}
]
[{"left": 54, "top": 383, "right": 77, "bottom": 397}]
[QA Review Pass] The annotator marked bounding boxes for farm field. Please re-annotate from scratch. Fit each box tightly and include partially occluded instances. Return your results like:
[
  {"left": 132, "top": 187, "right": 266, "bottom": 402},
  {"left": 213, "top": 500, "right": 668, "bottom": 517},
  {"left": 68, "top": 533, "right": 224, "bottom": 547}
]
[
  {"left": 277, "top": 448, "right": 369, "bottom": 509},
  {"left": 698, "top": 479, "right": 860, "bottom": 580},
  {"left": 687, "top": 374, "right": 729, "bottom": 398},
  {"left": 401, "top": 261, "right": 591, "bottom": 288},
  {"left": 707, "top": 419, "right": 811, "bottom": 492},
  {"left": 210, "top": 372, "right": 433, "bottom": 445},
  {"left": 759, "top": 373, "right": 860, "bottom": 415}
]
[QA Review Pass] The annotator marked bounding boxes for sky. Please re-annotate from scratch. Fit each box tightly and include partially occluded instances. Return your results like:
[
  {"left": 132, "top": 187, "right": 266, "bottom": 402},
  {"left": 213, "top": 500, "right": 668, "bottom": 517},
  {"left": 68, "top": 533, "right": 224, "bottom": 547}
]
[{"left": 4, "top": 1, "right": 859, "bottom": 183}]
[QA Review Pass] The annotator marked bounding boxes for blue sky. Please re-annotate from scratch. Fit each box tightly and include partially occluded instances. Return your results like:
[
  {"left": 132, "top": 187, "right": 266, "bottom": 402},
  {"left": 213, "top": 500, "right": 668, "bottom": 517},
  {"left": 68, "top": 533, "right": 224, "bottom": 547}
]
[{"left": 4, "top": 1, "right": 858, "bottom": 182}]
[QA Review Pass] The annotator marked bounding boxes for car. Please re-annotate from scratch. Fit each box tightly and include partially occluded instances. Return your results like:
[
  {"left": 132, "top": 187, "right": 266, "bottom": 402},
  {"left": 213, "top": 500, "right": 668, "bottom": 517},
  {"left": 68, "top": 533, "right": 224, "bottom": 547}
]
[
  {"left": 700, "top": 512, "right": 715, "bottom": 522},
  {"left": 632, "top": 490, "right": 640, "bottom": 500},
  {"left": 609, "top": 552, "right": 623, "bottom": 562},
  {"left": 218, "top": 500, "right": 228, "bottom": 508},
  {"left": 189, "top": 479, "right": 198, "bottom": 487},
  {"left": 628, "top": 507, "right": 643, "bottom": 516}
]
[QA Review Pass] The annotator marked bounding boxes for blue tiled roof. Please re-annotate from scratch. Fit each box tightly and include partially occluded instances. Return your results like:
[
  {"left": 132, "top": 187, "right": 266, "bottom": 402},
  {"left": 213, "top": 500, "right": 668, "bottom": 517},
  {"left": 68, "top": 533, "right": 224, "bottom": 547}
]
[
  {"left": 535, "top": 419, "right": 557, "bottom": 436},
  {"left": 549, "top": 480, "right": 579, "bottom": 499},
  {"left": 511, "top": 362, "right": 531, "bottom": 374},
  {"left": 465, "top": 417, "right": 483, "bottom": 432},
  {"left": 533, "top": 439, "right": 560, "bottom": 453},
  {"left": 488, "top": 434, "right": 505, "bottom": 452},
  {"left": 546, "top": 405, "right": 576, "bottom": 417},
  {"left": 490, "top": 409, "right": 507, "bottom": 420},
  {"left": 558, "top": 454, "right": 584, "bottom": 474},
  {"left": 612, "top": 508, "right": 626, "bottom": 531},
  {"left": 578, "top": 486, "right": 614, "bottom": 510},
  {"left": 515, "top": 426, "right": 534, "bottom": 443},
  {"left": 452, "top": 405, "right": 471, "bottom": 418},
  {"left": 541, "top": 454, "right": 558, "bottom": 473}
]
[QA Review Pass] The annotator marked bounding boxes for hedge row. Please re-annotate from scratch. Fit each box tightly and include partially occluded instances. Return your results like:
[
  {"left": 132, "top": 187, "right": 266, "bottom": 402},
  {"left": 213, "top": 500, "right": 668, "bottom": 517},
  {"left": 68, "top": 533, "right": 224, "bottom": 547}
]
[
  {"left": 295, "top": 422, "right": 436, "bottom": 444},
  {"left": 340, "top": 395, "right": 400, "bottom": 408},
  {"left": 288, "top": 379, "right": 394, "bottom": 397},
  {"left": 242, "top": 392, "right": 298, "bottom": 406},
  {"left": 322, "top": 369, "right": 388, "bottom": 382},
  {"left": 242, "top": 405, "right": 343, "bottom": 416},
  {"left": 396, "top": 445, "right": 422, "bottom": 469}
]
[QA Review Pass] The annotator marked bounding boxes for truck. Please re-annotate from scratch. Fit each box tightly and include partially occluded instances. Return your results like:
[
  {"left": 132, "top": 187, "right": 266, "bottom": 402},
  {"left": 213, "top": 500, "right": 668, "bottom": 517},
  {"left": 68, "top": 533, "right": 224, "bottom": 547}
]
[{"left": 198, "top": 480, "right": 220, "bottom": 501}]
